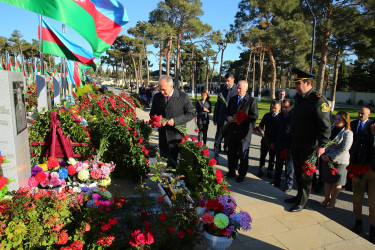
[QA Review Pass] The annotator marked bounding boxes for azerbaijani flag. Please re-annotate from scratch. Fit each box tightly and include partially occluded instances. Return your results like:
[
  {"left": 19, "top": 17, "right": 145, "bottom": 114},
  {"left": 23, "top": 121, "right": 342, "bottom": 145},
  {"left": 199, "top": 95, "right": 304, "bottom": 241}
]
[
  {"left": 39, "top": 18, "right": 97, "bottom": 70},
  {"left": 1, "top": 0, "right": 129, "bottom": 57},
  {"left": 67, "top": 59, "right": 82, "bottom": 87},
  {"left": 14, "top": 55, "right": 21, "bottom": 72}
]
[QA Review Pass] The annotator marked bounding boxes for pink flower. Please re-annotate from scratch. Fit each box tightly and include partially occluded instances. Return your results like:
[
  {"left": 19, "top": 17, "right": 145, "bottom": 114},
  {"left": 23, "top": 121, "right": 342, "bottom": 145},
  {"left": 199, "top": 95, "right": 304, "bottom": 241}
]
[
  {"left": 28, "top": 177, "right": 38, "bottom": 188},
  {"left": 101, "top": 166, "right": 110, "bottom": 177},
  {"left": 40, "top": 179, "right": 50, "bottom": 187},
  {"left": 49, "top": 178, "right": 61, "bottom": 187},
  {"left": 92, "top": 193, "right": 101, "bottom": 200},
  {"left": 90, "top": 169, "right": 102, "bottom": 179},
  {"left": 50, "top": 172, "right": 59, "bottom": 179}
]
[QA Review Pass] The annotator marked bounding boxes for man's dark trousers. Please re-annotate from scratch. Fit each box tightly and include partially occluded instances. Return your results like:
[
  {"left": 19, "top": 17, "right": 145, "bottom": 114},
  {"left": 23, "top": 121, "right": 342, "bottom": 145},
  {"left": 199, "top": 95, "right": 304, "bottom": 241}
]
[
  {"left": 274, "top": 150, "right": 294, "bottom": 188},
  {"left": 292, "top": 147, "right": 315, "bottom": 207},
  {"left": 227, "top": 138, "right": 250, "bottom": 177}
]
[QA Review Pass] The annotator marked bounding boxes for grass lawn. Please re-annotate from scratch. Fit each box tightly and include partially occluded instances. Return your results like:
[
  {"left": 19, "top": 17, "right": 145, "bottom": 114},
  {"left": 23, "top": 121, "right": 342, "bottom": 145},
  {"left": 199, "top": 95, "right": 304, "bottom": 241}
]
[{"left": 190, "top": 96, "right": 363, "bottom": 125}]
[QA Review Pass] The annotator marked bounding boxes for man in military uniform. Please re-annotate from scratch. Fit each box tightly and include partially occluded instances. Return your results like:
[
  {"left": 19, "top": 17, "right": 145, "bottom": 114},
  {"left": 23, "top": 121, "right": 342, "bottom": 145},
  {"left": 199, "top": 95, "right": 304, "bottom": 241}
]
[{"left": 285, "top": 68, "right": 331, "bottom": 212}]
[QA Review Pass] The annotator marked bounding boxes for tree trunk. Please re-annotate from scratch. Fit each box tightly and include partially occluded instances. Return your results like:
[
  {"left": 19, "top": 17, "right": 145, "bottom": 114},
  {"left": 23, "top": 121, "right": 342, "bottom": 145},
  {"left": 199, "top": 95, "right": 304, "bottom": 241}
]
[
  {"left": 190, "top": 43, "right": 195, "bottom": 97},
  {"left": 138, "top": 55, "right": 143, "bottom": 88},
  {"left": 159, "top": 44, "right": 163, "bottom": 77},
  {"left": 121, "top": 57, "right": 125, "bottom": 86},
  {"left": 210, "top": 50, "right": 220, "bottom": 91},
  {"left": 130, "top": 53, "right": 138, "bottom": 91},
  {"left": 144, "top": 44, "right": 150, "bottom": 86},
  {"left": 175, "top": 32, "right": 182, "bottom": 88},
  {"left": 166, "top": 34, "right": 173, "bottom": 76},
  {"left": 258, "top": 50, "right": 265, "bottom": 97},
  {"left": 267, "top": 49, "right": 277, "bottom": 99},
  {"left": 205, "top": 56, "right": 209, "bottom": 91},
  {"left": 331, "top": 50, "right": 341, "bottom": 106},
  {"left": 218, "top": 43, "right": 227, "bottom": 87},
  {"left": 316, "top": 4, "right": 332, "bottom": 93},
  {"left": 251, "top": 53, "right": 256, "bottom": 97},
  {"left": 245, "top": 51, "right": 253, "bottom": 82}
]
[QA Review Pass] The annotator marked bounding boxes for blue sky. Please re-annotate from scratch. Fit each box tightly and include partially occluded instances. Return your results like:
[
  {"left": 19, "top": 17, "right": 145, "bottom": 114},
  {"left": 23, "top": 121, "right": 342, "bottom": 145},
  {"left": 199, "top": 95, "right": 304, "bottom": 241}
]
[{"left": 0, "top": 0, "right": 242, "bottom": 71}]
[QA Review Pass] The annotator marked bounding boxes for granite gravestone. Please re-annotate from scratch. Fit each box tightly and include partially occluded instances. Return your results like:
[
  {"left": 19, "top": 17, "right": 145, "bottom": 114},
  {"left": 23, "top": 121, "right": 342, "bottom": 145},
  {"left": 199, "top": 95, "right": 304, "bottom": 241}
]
[
  {"left": 53, "top": 77, "right": 61, "bottom": 106},
  {"left": 36, "top": 75, "right": 50, "bottom": 112},
  {"left": 0, "top": 71, "right": 31, "bottom": 191}
]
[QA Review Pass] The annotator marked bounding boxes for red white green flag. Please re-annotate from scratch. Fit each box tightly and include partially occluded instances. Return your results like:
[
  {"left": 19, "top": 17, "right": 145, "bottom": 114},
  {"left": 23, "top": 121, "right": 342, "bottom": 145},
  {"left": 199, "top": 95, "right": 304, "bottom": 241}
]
[{"left": 1, "top": 0, "right": 129, "bottom": 57}]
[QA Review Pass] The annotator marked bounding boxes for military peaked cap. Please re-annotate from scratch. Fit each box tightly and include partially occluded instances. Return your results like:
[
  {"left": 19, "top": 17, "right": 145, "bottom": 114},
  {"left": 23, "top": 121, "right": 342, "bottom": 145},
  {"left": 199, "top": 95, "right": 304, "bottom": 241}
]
[{"left": 291, "top": 68, "right": 316, "bottom": 83}]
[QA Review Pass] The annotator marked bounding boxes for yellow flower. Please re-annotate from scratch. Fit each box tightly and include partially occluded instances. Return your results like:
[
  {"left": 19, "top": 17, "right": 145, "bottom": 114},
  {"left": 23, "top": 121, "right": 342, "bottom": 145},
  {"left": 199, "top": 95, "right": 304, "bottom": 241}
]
[
  {"left": 39, "top": 163, "right": 48, "bottom": 171},
  {"left": 171, "top": 195, "right": 176, "bottom": 201},
  {"left": 99, "top": 177, "right": 111, "bottom": 187},
  {"left": 178, "top": 189, "right": 183, "bottom": 194}
]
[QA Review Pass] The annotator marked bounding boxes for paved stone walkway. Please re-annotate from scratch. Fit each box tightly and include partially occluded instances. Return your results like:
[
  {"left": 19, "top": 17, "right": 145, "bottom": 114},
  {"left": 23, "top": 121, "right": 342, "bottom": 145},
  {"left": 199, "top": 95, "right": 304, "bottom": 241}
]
[{"left": 108, "top": 87, "right": 374, "bottom": 249}]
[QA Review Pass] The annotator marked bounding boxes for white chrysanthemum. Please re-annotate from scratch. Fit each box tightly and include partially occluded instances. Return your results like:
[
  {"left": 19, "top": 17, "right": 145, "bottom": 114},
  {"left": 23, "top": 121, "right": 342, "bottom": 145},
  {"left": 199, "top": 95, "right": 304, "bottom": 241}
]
[{"left": 78, "top": 169, "right": 90, "bottom": 181}]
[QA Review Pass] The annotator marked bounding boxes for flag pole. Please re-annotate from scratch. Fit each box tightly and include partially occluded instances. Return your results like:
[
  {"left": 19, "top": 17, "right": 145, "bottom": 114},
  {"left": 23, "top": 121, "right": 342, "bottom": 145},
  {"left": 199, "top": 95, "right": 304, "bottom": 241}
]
[
  {"left": 39, "top": 15, "right": 44, "bottom": 75},
  {"left": 62, "top": 24, "right": 67, "bottom": 98}
]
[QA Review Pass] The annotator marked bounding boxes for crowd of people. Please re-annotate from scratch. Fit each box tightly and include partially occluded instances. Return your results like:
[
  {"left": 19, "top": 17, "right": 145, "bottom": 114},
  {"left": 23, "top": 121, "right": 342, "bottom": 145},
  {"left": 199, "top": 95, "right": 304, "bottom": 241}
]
[{"left": 148, "top": 71, "right": 375, "bottom": 243}]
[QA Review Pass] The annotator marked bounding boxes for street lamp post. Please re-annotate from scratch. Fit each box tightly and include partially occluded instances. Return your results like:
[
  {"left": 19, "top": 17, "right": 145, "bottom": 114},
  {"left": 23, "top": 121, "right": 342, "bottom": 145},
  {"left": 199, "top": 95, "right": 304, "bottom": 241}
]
[{"left": 305, "top": 0, "right": 316, "bottom": 74}]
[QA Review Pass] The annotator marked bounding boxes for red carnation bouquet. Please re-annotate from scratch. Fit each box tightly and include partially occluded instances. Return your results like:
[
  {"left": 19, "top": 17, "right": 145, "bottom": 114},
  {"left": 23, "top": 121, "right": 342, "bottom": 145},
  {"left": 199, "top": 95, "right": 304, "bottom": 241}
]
[
  {"left": 280, "top": 149, "right": 288, "bottom": 161},
  {"left": 147, "top": 115, "right": 188, "bottom": 135},
  {"left": 221, "top": 110, "right": 248, "bottom": 134},
  {"left": 302, "top": 152, "right": 318, "bottom": 176},
  {"left": 234, "top": 110, "right": 248, "bottom": 125},
  {"left": 252, "top": 126, "right": 263, "bottom": 134},
  {"left": 346, "top": 163, "right": 371, "bottom": 197}
]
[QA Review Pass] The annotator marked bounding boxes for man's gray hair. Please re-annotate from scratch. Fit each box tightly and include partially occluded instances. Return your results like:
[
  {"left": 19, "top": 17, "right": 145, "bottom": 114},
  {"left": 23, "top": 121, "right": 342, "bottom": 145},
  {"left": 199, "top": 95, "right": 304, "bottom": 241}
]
[
  {"left": 159, "top": 75, "right": 173, "bottom": 86},
  {"left": 238, "top": 80, "right": 248, "bottom": 90}
]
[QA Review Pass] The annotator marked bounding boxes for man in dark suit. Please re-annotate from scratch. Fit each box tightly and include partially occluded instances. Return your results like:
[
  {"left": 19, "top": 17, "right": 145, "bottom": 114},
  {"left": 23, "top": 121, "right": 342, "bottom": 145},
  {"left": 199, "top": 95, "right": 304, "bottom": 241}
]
[
  {"left": 350, "top": 121, "right": 375, "bottom": 243},
  {"left": 150, "top": 75, "right": 195, "bottom": 167},
  {"left": 213, "top": 73, "right": 237, "bottom": 161},
  {"left": 226, "top": 80, "right": 258, "bottom": 183},
  {"left": 286, "top": 68, "right": 331, "bottom": 212},
  {"left": 346, "top": 107, "right": 372, "bottom": 191},
  {"left": 271, "top": 99, "right": 294, "bottom": 192},
  {"left": 257, "top": 101, "right": 281, "bottom": 178}
]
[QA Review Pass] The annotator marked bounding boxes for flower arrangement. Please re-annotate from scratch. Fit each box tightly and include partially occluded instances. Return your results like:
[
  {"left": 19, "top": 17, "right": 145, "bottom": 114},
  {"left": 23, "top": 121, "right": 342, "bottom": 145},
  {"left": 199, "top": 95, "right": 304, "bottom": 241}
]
[
  {"left": 346, "top": 163, "right": 371, "bottom": 197},
  {"left": 175, "top": 136, "right": 230, "bottom": 200},
  {"left": 198, "top": 195, "right": 252, "bottom": 239},
  {"left": 160, "top": 173, "right": 192, "bottom": 204},
  {"left": 0, "top": 186, "right": 124, "bottom": 249},
  {"left": 27, "top": 155, "right": 115, "bottom": 190},
  {"left": 252, "top": 126, "right": 264, "bottom": 134}
]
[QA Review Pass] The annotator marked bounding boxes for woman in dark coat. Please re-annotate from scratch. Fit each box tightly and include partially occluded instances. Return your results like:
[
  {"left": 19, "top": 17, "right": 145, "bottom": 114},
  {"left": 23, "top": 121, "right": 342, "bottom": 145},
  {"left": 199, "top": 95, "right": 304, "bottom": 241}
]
[{"left": 195, "top": 90, "right": 211, "bottom": 146}]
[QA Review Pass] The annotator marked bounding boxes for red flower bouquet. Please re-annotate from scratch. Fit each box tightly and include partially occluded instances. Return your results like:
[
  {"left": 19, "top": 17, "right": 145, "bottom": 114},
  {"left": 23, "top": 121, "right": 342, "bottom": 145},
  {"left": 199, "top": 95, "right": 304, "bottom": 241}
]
[
  {"left": 148, "top": 115, "right": 188, "bottom": 135},
  {"left": 346, "top": 163, "right": 371, "bottom": 197},
  {"left": 234, "top": 110, "right": 248, "bottom": 125},
  {"left": 280, "top": 149, "right": 288, "bottom": 161}
]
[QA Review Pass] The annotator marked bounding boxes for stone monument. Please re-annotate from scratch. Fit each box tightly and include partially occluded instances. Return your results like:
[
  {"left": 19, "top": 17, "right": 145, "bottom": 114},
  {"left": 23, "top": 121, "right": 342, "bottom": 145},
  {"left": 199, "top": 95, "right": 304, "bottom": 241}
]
[
  {"left": 53, "top": 77, "right": 61, "bottom": 106},
  {"left": 36, "top": 75, "right": 49, "bottom": 112},
  {"left": 0, "top": 71, "right": 31, "bottom": 191}
]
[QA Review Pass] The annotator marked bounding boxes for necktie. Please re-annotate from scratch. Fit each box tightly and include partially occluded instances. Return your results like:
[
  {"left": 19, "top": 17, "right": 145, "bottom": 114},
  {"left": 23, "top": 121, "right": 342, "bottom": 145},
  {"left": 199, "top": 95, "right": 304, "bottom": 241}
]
[
  {"left": 357, "top": 121, "right": 363, "bottom": 134},
  {"left": 237, "top": 97, "right": 242, "bottom": 105},
  {"left": 166, "top": 96, "right": 170, "bottom": 103}
]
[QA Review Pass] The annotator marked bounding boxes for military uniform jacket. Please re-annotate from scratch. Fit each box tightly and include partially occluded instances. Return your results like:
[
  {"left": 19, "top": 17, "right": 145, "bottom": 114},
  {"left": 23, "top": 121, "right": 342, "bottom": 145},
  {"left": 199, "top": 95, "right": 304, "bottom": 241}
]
[
  {"left": 291, "top": 89, "right": 331, "bottom": 149},
  {"left": 150, "top": 90, "right": 195, "bottom": 143},
  {"left": 226, "top": 93, "right": 258, "bottom": 142},
  {"left": 213, "top": 84, "right": 237, "bottom": 125}
]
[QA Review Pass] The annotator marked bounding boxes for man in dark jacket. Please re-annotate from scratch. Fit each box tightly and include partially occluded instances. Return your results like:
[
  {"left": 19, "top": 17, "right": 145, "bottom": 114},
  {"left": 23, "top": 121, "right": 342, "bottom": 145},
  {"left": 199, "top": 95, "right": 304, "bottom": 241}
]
[
  {"left": 226, "top": 80, "right": 258, "bottom": 183},
  {"left": 257, "top": 101, "right": 281, "bottom": 178},
  {"left": 271, "top": 99, "right": 294, "bottom": 192},
  {"left": 150, "top": 75, "right": 195, "bottom": 167},
  {"left": 213, "top": 73, "right": 237, "bottom": 161},
  {"left": 286, "top": 68, "right": 331, "bottom": 212}
]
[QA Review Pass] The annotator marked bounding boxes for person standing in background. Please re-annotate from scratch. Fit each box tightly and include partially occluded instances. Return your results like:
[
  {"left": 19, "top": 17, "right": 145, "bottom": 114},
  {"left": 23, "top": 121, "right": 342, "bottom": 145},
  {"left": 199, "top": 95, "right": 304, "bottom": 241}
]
[{"left": 195, "top": 90, "right": 211, "bottom": 146}]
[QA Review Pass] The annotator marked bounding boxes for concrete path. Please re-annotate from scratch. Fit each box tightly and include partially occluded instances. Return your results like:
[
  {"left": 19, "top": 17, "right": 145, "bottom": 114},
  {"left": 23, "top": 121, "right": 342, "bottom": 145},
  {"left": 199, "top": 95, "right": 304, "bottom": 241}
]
[{"left": 108, "top": 86, "right": 374, "bottom": 249}]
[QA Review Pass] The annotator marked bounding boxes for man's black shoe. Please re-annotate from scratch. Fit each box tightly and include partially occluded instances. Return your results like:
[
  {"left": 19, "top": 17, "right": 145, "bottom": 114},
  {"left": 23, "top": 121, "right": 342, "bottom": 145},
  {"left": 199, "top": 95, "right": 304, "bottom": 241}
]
[
  {"left": 225, "top": 172, "right": 236, "bottom": 178},
  {"left": 351, "top": 219, "right": 362, "bottom": 235},
  {"left": 236, "top": 176, "right": 244, "bottom": 183},
  {"left": 289, "top": 204, "right": 304, "bottom": 212},
  {"left": 284, "top": 197, "right": 298, "bottom": 203}
]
